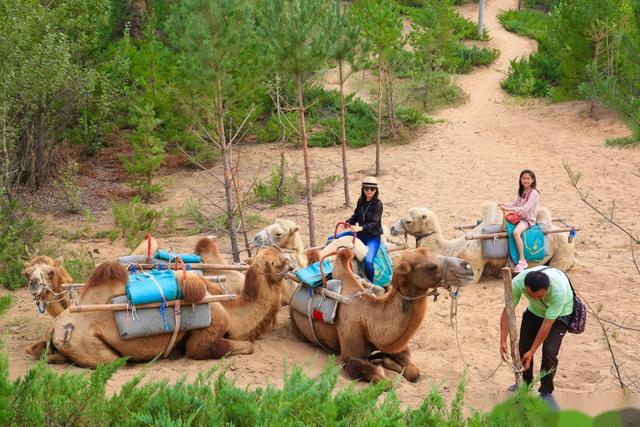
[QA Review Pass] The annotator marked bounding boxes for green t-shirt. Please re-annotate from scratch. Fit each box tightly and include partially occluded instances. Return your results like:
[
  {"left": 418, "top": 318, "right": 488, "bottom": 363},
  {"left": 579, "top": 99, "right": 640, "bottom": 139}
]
[{"left": 512, "top": 266, "right": 574, "bottom": 319}]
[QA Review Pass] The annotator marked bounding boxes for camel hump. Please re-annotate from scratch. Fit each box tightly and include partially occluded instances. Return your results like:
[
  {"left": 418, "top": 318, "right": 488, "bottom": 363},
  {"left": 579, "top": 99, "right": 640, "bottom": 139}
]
[
  {"left": 194, "top": 236, "right": 218, "bottom": 255},
  {"left": 175, "top": 271, "right": 208, "bottom": 304},
  {"left": 85, "top": 261, "right": 128, "bottom": 290}
]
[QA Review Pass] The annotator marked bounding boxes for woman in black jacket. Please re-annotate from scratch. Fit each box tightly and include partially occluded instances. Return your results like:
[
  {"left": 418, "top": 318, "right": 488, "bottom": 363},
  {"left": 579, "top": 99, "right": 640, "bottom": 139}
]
[{"left": 341, "top": 176, "right": 383, "bottom": 282}]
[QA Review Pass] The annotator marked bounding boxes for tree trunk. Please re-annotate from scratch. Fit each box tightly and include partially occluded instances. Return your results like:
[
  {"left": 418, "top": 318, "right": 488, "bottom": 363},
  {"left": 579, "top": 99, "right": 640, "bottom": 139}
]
[
  {"left": 375, "top": 53, "right": 382, "bottom": 177},
  {"left": 338, "top": 60, "right": 351, "bottom": 207},
  {"left": 294, "top": 73, "right": 316, "bottom": 247},
  {"left": 231, "top": 152, "right": 252, "bottom": 257},
  {"left": 216, "top": 81, "right": 241, "bottom": 262},
  {"left": 478, "top": 0, "right": 485, "bottom": 38},
  {"left": 275, "top": 75, "right": 286, "bottom": 206}
]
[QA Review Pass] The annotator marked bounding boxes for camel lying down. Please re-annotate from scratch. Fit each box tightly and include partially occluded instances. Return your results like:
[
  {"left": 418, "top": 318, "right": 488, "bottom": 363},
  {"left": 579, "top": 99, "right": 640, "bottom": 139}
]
[
  {"left": 27, "top": 245, "right": 291, "bottom": 368},
  {"left": 290, "top": 247, "right": 474, "bottom": 382}
]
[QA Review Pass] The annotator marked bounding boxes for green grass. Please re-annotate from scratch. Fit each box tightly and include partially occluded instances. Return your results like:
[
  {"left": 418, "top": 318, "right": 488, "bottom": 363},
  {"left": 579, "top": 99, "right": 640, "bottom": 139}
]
[
  {"left": 497, "top": 9, "right": 549, "bottom": 42},
  {"left": 0, "top": 296, "right": 12, "bottom": 317},
  {"left": 0, "top": 353, "right": 618, "bottom": 426},
  {"left": 605, "top": 136, "right": 640, "bottom": 148}
]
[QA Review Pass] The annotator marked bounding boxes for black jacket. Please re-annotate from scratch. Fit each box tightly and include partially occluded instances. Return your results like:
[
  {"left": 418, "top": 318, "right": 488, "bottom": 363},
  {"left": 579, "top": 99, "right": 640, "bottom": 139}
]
[{"left": 346, "top": 198, "right": 383, "bottom": 237}]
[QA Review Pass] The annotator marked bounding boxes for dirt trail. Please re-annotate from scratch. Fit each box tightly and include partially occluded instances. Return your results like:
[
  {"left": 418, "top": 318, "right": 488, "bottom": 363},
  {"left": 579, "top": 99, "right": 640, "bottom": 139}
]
[{"left": 2, "top": 0, "right": 640, "bottom": 415}]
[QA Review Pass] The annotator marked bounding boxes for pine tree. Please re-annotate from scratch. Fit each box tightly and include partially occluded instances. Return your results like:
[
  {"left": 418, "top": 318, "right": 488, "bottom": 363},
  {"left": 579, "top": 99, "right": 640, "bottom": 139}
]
[{"left": 259, "top": 0, "right": 337, "bottom": 246}]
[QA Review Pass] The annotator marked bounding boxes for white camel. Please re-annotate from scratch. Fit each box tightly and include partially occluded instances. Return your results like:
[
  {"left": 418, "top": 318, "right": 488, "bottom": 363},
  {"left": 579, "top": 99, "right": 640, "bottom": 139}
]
[{"left": 390, "top": 203, "right": 577, "bottom": 283}]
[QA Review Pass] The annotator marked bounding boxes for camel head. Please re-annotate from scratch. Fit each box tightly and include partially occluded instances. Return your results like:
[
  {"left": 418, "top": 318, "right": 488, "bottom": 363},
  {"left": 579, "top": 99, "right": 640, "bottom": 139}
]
[
  {"left": 392, "top": 248, "right": 474, "bottom": 296},
  {"left": 243, "top": 247, "right": 295, "bottom": 300},
  {"left": 390, "top": 208, "right": 442, "bottom": 241},
  {"left": 22, "top": 256, "right": 73, "bottom": 314},
  {"left": 253, "top": 219, "right": 304, "bottom": 252}
]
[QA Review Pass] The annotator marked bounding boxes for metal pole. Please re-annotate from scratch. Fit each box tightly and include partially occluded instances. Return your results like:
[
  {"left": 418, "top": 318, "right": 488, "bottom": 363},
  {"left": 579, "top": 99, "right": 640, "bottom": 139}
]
[{"left": 478, "top": 0, "right": 485, "bottom": 38}]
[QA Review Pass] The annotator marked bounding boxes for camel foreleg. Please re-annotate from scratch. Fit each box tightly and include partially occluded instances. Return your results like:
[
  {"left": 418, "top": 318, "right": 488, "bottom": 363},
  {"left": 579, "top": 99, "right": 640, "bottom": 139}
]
[
  {"left": 376, "top": 347, "right": 421, "bottom": 382},
  {"left": 342, "top": 356, "right": 387, "bottom": 383}
]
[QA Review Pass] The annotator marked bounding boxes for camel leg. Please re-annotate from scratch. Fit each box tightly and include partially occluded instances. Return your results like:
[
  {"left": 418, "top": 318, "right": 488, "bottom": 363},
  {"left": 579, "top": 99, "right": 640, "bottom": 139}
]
[
  {"left": 342, "top": 356, "right": 387, "bottom": 383},
  {"left": 339, "top": 333, "right": 385, "bottom": 383},
  {"left": 378, "top": 347, "right": 421, "bottom": 383},
  {"left": 185, "top": 329, "right": 253, "bottom": 359},
  {"left": 51, "top": 321, "right": 120, "bottom": 369}
]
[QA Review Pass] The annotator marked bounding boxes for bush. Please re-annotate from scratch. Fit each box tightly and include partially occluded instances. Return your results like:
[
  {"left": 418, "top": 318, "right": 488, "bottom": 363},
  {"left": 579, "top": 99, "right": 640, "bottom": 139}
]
[
  {"left": 497, "top": 9, "right": 549, "bottom": 42},
  {"left": 0, "top": 199, "right": 44, "bottom": 290},
  {"left": 61, "top": 248, "right": 96, "bottom": 283},
  {"left": 0, "top": 296, "right": 12, "bottom": 317},
  {"left": 253, "top": 165, "right": 305, "bottom": 206},
  {"left": 57, "top": 161, "right": 83, "bottom": 214},
  {"left": 445, "top": 45, "right": 500, "bottom": 73},
  {"left": 501, "top": 56, "right": 552, "bottom": 97},
  {"left": 112, "top": 197, "right": 163, "bottom": 249},
  {"left": 396, "top": 106, "right": 432, "bottom": 127},
  {"left": 0, "top": 354, "right": 604, "bottom": 426}
]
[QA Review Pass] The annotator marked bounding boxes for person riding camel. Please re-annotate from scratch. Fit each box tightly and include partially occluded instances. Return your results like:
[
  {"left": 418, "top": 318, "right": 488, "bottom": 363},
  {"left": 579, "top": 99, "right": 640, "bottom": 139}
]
[{"left": 335, "top": 176, "right": 383, "bottom": 283}]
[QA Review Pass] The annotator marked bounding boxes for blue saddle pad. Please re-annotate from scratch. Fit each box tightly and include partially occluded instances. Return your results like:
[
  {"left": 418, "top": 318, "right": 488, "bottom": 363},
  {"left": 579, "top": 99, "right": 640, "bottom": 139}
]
[
  {"left": 127, "top": 269, "right": 182, "bottom": 305},
  {"left": 295, "top": 259, "right": 333, "bottom": 288},
  {"left": 371, "top": 243, "right": 393, "bottom": 287},
  {"left": 506, "top": 222, "right": 546, "bottom": 263},
  {"left": 155, "top": 250, "right": 202, "bottom": 264}
]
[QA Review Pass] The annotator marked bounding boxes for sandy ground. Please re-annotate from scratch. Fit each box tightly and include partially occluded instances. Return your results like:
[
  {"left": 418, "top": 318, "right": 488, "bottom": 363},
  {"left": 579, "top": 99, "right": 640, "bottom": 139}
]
[{"left": 2, "top": 0, "right": 640, "bottom": 416}]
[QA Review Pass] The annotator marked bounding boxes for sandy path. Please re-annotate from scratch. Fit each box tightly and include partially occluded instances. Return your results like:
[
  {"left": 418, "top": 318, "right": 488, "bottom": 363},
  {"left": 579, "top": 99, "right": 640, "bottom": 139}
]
[{"left": 3, "top": 0, "right": 640, "bottom": 416}]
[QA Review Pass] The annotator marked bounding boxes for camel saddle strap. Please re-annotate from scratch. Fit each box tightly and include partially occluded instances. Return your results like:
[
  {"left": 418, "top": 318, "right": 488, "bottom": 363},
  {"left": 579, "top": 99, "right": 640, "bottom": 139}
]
[
  {"left": 162, "top": 300, "right": 181, "bottom": 358},
  {"left": 306, "top": 297, "right": 332, "bottom": 353}
]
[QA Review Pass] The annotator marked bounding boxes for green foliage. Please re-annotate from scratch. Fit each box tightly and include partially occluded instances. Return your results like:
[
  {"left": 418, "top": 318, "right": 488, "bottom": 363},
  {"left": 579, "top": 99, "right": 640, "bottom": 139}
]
[
  {"left": 498, "top": 8, "right": 549, "bottom": 41},
  {"left": 254, "top": 165, "right": 341, "bottom": 206},
  {"left": 121, "top": 101, "right": 165, "bottom": 201},
  {"left": 501, "top": 56, "right": 553, "bottom": 97},
  {"left": 446, "top": 45, "right": 500, "bottom": 73},
  {"left": 57, "top": 161, "right": 83, "bottom": 214},
  {"left": 0, "top": 199, "right": 43, "bottom": 290},
  {"left": 396, "top": 106, "right": 433, "bottom": 126},
  {"left": 0, "top": 354, "right": 607, "bottom": 426},
  {"left": 0, "top": 296, "right": 12, "bottom": 317},
  {"left": 111, "top": 197, "right": 163, "bottom": 249},
  {"left": 61, "top": 248, "right": 96, "bottom": 283}
]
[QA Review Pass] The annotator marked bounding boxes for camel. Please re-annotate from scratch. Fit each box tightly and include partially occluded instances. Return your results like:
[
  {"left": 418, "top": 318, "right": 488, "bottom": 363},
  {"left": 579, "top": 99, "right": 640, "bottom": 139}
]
[
  {"left": 26, "top": 245, "right": 292, "bottom": 368},
  {"left": 289, "top": 247, "right": 474, "bottom": 382},
  {"left": 389, "top": 203, "right": 577, "bottom": 283},
  {"left": 252, "top": 219, "right": 307, "bottom": 267},
  {"left": 128, "top": 235, "right": 246, "bottom": 295},
  {"left": 22, "top": 256, "right": 74, "bottom": 317}
]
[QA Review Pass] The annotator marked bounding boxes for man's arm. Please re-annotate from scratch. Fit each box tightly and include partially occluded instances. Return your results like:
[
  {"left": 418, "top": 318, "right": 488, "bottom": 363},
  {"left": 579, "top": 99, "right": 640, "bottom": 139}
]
[{"left": 521, "top": 318, "right": 554, "bottom": 369}]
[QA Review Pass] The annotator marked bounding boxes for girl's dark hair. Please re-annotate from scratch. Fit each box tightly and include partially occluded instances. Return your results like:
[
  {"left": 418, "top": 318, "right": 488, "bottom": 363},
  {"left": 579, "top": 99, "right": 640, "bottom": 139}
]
[
  {"left": 518, "top": 169, "right": 538, "bottom": 198},
  {"left": 359, "top": 186, "right": 379, "bottom": 203}
]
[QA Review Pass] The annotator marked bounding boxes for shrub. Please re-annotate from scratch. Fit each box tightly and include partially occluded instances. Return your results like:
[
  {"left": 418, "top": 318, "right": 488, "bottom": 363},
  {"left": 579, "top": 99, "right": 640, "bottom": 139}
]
[
  {"left": 445, "top": 45, "right": 500, "bottom": 73},
  {"left": 112, "top": 197, "right": 163, "bottom": 249},
  {"left": 57, "top": 161, "right": 83, "bottom": 214},
  {"left": 61, "top": 248, "right": 96, "bottom": 283},
  {"left": 501, "top": 56, "right": 551, "bottom": 97},
  {"left": 497, "top": 9, "right": 549, "bottom": 42},
  {"left": 0, "top": 296, "right": 12, "bottom": 317},
  {"left": 0, "top": 199, "right": 44, "bottom": 290},
  {"left": 396, "top": 106, "right": 432, "bottom": 127},
  {"left": 253, "top": 165, "right": 305, "bottom": 206}
]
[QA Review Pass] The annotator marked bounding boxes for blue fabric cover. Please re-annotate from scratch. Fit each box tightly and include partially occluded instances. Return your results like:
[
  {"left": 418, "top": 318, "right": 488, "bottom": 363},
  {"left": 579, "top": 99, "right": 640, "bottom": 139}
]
[
  {"left": 295, "top": 259, "right": 333, "bottom": 288},
  {"left": 506, "top": 222, "right": 546, "bottom": 263},
  {"left": 127, "top": 269, "right": 182, "bottom": 305},
  {"left": 372, "top": 243, "right": 393, "bottom": 287},
  {"left": 154, "top": 250, "right": 202, "bottom": 264}
]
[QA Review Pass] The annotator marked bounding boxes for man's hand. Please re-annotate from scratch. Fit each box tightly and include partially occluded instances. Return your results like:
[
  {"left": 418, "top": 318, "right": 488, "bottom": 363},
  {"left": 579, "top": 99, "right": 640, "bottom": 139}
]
[
  {"left": 500, "top": 340, "right": 508, "bottom": 361},
  {"left": 522, "top": 350, "right": 534, "bottom": 370}
]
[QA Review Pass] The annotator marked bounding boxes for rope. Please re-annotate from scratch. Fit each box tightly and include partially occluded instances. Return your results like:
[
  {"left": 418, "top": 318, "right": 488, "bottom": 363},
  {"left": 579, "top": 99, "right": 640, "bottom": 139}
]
[{"left": 449, "top": 289, "right": 523, "bottom": 382}]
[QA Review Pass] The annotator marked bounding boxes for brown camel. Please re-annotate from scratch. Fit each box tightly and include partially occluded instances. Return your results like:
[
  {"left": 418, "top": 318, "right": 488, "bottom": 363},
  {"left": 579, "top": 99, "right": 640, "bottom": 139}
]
[
  {"left": 27, "top": 246, "right": 291, "bottom": 368},
  {"left": 290, "top": 247, "right": 474, "bottom": 382},
  {"left": 22, "top": 256, "right": 74, "bottom": 317}
]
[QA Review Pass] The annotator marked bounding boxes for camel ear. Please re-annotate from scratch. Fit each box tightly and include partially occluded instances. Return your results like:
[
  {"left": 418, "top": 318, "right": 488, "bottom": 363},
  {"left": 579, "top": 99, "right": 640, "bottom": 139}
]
[
  {"left": 22, "top": 266, "right": 35, "bottom": 279},
  {"left": 54, "top": 256, "right": 64, "bottom": 267},
  {"left": 395, "top": 260, "right": 411, "bottom": 274},
  {"left": 292, "top": 226, "right": 299, "bottom": 233}
]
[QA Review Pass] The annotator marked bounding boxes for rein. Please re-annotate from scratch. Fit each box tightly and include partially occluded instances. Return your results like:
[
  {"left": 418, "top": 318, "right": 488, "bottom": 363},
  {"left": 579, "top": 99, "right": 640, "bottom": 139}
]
[
  {"left": 398, "top": 219, "right": 436, "bottom": 248},
  {"left": 32, "top": 270, "right": 72, "bottom": 314},
  {"left": 397, "top": 257, "right": 453, "bottom": 313}
]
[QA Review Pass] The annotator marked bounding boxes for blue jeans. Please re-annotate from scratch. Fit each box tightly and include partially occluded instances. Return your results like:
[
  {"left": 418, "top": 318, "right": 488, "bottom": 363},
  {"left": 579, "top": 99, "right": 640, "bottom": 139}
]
[{"left": 328, "top": 231, "right": 381, "bottom": 282}]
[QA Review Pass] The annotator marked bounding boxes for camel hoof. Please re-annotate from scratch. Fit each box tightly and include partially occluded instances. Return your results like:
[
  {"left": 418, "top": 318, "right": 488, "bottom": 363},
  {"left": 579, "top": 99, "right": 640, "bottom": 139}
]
[
  {"left": 25, "top": 341, "right": 47, "bottom": 359},
  {"left": 403, "top": 367, "right": 421, "bottom": 383}
]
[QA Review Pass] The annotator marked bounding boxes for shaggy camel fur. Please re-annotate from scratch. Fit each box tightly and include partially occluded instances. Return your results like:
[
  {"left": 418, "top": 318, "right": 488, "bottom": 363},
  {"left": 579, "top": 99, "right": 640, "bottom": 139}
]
[
  {"left": 27, "top": 247, "right": 290, "bottom": 368},
  {"left": 390, "top": 203, "right": 577, "bottom": 283},
  {"left": 128, "top": 235, "right": 246, "bottom": 295},
  {"left": 252, "top": 219, "right": 307, "bottom": 267},
  {"left": 22, "top": 256, "right": 74, "bottom": 317},
  {"left": 290, "top": 248, "right": 474, "bottom": 382}
]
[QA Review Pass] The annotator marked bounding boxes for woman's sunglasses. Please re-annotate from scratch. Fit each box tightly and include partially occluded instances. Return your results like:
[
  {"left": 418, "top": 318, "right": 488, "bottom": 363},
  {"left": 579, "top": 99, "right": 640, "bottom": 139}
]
[{"left": 363, "top": 186, "right": 377, "bottom": 192}]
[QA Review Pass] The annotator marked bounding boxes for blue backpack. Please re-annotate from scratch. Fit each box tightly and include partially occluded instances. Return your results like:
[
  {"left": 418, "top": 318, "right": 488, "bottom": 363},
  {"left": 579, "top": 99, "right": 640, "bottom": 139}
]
[{"left": 505, "top": 222, "right": 546, "bottom": 264}]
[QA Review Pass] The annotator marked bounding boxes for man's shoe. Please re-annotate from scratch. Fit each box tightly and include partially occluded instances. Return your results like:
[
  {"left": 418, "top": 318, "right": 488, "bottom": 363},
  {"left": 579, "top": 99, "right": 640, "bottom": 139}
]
[{"left": 539, "top": 392, "right": 559, "bottom": 411}]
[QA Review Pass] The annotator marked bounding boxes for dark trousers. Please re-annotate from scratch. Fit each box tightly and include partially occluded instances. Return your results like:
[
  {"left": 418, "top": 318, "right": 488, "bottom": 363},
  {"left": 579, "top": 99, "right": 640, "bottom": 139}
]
[{"left": 519, "top": 309, "right": 568, "bottom": 394}]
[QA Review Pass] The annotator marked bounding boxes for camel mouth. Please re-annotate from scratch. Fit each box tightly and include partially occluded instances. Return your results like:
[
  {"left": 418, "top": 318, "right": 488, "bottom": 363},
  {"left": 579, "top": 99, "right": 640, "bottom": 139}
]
[
  {"left": 29, "top": 281, "right": 45, "bottom": 297},
  {"left": 443, "top": 258, "right": 474, "bottom": 284}
]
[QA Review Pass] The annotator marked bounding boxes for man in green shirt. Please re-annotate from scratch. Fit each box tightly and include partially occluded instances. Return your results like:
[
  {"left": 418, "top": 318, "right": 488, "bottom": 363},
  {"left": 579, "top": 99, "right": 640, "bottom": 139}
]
[{"left": 499, "top": 266, "right": 574, "bottom": 399}]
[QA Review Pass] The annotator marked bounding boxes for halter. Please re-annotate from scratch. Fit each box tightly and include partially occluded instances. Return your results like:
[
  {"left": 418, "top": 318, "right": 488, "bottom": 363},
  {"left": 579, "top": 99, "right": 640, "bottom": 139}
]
[
  {"left": 398, "top": 219, "right": 436, "bottom": 248},
  {"left": 397, "top": 256, "right": 455, "bottom": 313},
  {"left": 31, "top": 270, "right": 71, "bottom": 314}
]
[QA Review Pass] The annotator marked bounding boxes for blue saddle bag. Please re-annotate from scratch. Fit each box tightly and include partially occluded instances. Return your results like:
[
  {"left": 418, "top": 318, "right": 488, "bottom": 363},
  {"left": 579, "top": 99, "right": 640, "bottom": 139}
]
[
  {"left": 127, "top": 269, "right": 182, "bottom": 305},
  {"left": 294, "top": 259, "right": 333, "bottom": 288},
  {"left": 155, "top": 250, "right": 202, "bottom": 264},
  {"left": 371, "top": 243, "right": 393, "bottom": 287},
  {"left": 506, "top": 222, "right": 546, "bottom": 264}
]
